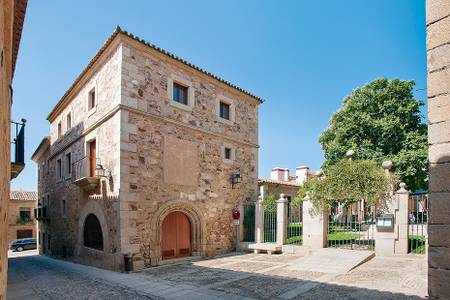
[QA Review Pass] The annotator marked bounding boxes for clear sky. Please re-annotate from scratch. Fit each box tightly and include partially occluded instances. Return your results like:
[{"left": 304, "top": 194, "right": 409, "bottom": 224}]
[{"left": 11, "top": 0, "right": 427, "bottom": 191}]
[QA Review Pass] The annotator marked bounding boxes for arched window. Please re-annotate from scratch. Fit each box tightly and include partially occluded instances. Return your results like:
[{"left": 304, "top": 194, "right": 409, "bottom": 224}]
[{"left": 83, "top": 214, "right": 103, "bottom": 250}]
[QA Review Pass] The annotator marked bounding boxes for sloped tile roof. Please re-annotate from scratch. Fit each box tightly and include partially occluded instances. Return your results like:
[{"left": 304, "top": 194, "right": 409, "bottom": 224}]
[
  {"left": 48, "top": 26, "right": 264, "bottom": 121},
  {"left": 10, "top": 190, "right": 37, "bottom": 201}
]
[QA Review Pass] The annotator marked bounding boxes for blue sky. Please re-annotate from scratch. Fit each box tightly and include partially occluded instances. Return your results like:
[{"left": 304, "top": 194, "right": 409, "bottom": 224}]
[{"left": 11, "top": 0, "right": 427, "bottom": 191}]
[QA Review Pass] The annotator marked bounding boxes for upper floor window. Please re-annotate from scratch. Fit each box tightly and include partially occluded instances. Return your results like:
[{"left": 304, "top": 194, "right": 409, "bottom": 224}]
[
  {"left": 56, "top": 159, "right": 62, "bottom": 179},
  {"left": 173, "top": 82, "right": 188, "bottom": 105},
  {"left": 220, "top": 102, "right": 231, "bottom": 120},
  {"left": 57, "top": 122, "right": 62, "bottom": 138},
  {"left": 19, "top": 208, "right": 31, "bottom": 221},
  {"left": 66, "top": 113, "right": 72, "bottom": 130},
  {"left": 224, "top": 147, "right": 232, "bottom": 160},
  {"left": 88, "top": 88, "right": 96, "bottom": 110},
  {"left": 65, "top": 153, "right": 72, "bottom": 177}
]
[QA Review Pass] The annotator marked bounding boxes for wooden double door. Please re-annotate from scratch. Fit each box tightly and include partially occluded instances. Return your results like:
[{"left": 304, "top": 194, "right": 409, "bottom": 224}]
[{"left": 161, "top": 211, "right": 191, "bottom": 260}]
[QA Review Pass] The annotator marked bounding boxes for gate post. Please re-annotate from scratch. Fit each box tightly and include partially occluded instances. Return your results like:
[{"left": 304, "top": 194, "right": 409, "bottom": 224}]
[
  {"left": 302, "top": 193, "right": 328, "bottom": 249},
  {"left": 276, "top": 194, "right": 288, "bottom": 245},
  {"left": 395, "top": 183, "right": 409, "bottom": 254},
  {"left": 255, "top": 195, "right": 264, "bottom": 244}
]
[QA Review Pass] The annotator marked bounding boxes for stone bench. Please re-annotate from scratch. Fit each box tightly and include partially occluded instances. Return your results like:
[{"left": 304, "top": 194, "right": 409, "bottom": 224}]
[{"left": 248, "top": 243, "right": 282, "bottom": 255}]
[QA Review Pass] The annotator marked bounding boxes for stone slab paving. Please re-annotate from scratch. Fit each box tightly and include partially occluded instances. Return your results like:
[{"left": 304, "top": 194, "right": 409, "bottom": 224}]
[{"left": 7, "top": 249, "right": 427, "bottom": 299}]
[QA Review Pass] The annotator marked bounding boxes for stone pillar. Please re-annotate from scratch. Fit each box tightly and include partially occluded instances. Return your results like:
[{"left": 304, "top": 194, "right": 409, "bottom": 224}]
[
  {"left": 255, "top": 195, "right": 264, "bottom": 244},
  {"left": 237, "top": 203, "right": 244, "bottom": 242},
  {"left": 276, "top": 194, "right": 288, "bottom": 246},
  {"left": 302, "top": 193, "right": 328, "bottom": 249},
  {"left": 427, "top": 0, "right": 450, "bottom": 298},
  {"left": 394, "top": 183, "right": 409, "bottom": 255}
]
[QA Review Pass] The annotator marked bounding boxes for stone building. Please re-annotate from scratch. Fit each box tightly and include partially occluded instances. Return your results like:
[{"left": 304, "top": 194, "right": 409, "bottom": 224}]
[
  {"left": 8, "top": 190, "right": 37, "bottom": 244},
  {"left": 0, "top": 1, "right": 27, "bottom": 298},
  {"left": 427, "top": 0, "right": 450, "bottom": 298},
  {"left": 32, "top": 27, "right": 262, "bottom": 271}
]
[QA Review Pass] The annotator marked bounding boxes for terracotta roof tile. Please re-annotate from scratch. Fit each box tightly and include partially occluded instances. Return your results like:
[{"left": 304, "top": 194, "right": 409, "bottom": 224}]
[{"left": 10, "top": 190, "right": 37, "bottom": 201}]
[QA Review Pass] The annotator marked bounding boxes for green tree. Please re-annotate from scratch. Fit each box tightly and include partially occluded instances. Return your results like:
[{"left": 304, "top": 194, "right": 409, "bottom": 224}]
[
  {"left": 319, "top": 78, "right": 428, "bottom": 191},
  {"left": 306, "top": 159, "right": 389, "bottom": 212}
]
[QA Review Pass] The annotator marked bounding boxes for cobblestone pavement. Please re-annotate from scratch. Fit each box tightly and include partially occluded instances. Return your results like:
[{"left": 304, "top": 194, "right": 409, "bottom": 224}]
[{"left": 7, "top": 250, "right": 427, "bottom": 299}]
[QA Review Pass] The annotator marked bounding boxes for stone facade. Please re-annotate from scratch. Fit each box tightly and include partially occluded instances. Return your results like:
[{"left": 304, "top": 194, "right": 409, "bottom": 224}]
[
  {"left": 0, "top": 1, "right": 27, "bottom": 298},
  {"left": 33, "top": 28, "right": 261, "bottom": 271},
  {"left": 427, "top": 0, "right": 450, "bottom": 298},
  {"left": 8, "top": 191, "right": 37, "bottom": 244}
]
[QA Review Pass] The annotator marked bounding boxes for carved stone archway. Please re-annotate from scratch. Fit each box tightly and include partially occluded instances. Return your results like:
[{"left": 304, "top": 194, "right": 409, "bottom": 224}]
[
  {"left": 77, "top": 200, "right": 110, "bottom": 253},
  {"left": 150, "top": 200, "right": 205, "bottom": 266}
]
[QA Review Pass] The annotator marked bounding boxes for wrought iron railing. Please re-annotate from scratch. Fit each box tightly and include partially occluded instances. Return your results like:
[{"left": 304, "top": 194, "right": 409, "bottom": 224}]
[
  {"left": 11, "top": 119, "right": 26, "bottom": 164},
  {"left": 408, "top": 192, "right": 428, "bottom": 254},
  {"left": 286, "top": 202, "right": 302, "bottom": 245}
]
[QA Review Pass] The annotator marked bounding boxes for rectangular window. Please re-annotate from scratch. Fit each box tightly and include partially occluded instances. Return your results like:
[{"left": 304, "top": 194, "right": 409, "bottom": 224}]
[
  {"left": 173, "top": 82, "right": 188, "bottom": 105},
  {"left": 57, "top": 159, "right": 62, "bottom": 178},
  {"left": 65, "top": 153, "right": 72, "bottom": 176},
  {"left": 67, "top": 113, "right": 72, "bottom": 129},
  {"left": 224, "top": 147, "right": 232, "bottom": 160},
  {"left": 88, "top": 88, "right": 96, "bottom": 110},
  {"left": 61, "top": 199, "right": 66, "bottom": 217},
  {"left": 89, "top": 140, "right": 97, "bottom": 177},
  {"left": 47, "top": 159, "right": 50, "bottom": 175},
  {"left": 220, "top": 102, "right": 231, "bottom": 120},
  {"left": 57, "top": 122, "right": 62, "bottom": 138},
  {"left": 19, "top": 209, "right": 31, "bottom": 221}
]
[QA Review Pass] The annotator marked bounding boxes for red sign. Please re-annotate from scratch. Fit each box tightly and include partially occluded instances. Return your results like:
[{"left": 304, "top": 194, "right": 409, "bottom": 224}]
[{"left": 232, "top": 209, "right": 240, "bottom": 220}]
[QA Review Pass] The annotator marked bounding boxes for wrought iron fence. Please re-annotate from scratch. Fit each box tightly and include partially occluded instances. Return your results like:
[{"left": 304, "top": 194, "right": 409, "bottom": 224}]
[
  {"left": 73, "top": 156, "right": 89, "bottom": 180},
  {"left": 328, "top": 203, "right": 375, "bottom": 250},
  {"left": 242, "top": 204, "right": 255, "bottom": 242},
  {"left": 263, "top": 203, "right": 277, "bottom": 243},
  {"left": 408, "top": 192, "right": 428, "bottom": 254},
  {"left": 286, "top": 202, "right": 302, "bottom": 245}
]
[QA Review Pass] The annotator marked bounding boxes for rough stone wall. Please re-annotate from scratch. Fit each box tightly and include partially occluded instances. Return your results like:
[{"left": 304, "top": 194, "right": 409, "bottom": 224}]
[
  {"left": 0, "top": 1, "right": 13, "bottom": 298},
  {"left": 36, "top": 44, "right": 123, "bottom": 270},
  {"left": 427, "top": 0, "right": 450, "bottom": 298},
  {"left": 119, "top": 38, "right": 260, "bottom": 268},
  {"left": 7, "top": 199, "right": 36, "bottom": 243}
]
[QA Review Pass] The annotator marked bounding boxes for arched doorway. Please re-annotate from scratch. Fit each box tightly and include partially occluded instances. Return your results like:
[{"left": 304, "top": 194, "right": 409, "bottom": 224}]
[
  {"left": 161, "top": 211, "right": 191, "bottom": 260},
  {"left": 83, "top": 213, "right": 104, "bottom": 251}
]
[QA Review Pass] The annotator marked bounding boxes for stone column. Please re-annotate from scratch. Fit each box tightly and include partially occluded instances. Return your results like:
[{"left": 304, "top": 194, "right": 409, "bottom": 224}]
[
  {"left": 427, "top": 0, "right": 450, "bottom": 298},
  {"left": 302, "top": 193, "right": 328, "bottom": 249},
  {"left": 237, "top": 203, "right": 244, "bottom": 242},
  {"left": 276, "top": 194, "right": 288, "bottom": 246},
  {"left": 394, "top": 183, "right": 409, "bottom": 255},
  {"left": 255, "top": 195, "right": 264, "bottom": 244}
]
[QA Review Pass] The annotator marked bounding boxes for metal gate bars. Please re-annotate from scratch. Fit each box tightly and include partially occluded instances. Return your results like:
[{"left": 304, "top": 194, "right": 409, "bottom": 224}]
[
  {"left": 408, "top": 193, "right": 428, "bottom": 254},
  {"left": 286, "top": 201, "right": 302, "bottom": 245}
]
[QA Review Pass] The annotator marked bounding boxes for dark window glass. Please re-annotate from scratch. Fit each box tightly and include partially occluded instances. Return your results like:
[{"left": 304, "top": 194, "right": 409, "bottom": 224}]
[
  {"left": 57, "top": 159, "right": 62, "bottom": 178},
  {"left": 83, "top": 214, "right": 104, "bottom": 250},
  {"left": 19, "top": 210, "right": 30, "bottom": 220},
  {"left": 173, "top": 82, "right": 188, "bottom": 105},
  {"left": 225, "top": 147, "right": 232, "bottom": 159},
  {"left": 220, "top": 102, "right": 230, "bottom": 120},
  {"left": 89, "top": 89, "right": 96, "bottom": 110},
  {"left": 66, "top": 153, "right": 71, "bottom": 175}
]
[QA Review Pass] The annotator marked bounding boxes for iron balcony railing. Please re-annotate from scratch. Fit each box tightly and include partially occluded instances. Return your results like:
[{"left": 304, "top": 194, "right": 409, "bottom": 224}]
[
  {"left": 72, "top": 156, "right": 102, "bottom": 180},
  {"left": 10, "top": 119, "right": 26, "bottom": 179}
]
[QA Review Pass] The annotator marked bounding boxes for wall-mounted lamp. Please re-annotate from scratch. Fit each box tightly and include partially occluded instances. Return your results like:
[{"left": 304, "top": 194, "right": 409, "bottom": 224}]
[
  {"left": 95, "top": 163, "right": 111, "bottom": 178},
  {"left": 230, "top": 173, "right": 241, "bottom": 189}
]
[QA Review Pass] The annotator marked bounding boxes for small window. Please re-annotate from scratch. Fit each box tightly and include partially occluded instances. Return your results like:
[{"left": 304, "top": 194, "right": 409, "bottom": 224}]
[
  {"left": 224, "top": 147, "right": 232, "bottom": 160},
  {"left": 65, "top": 153, "right": 72, "bottom": 176},
  {"left": 88, "top": 88, "right": 96, "bottom": 110},
  {"left": 47, "top": 159, "right": 50, "bottom": 175},
  {"left": 19, "top": 209, "right": 31, "bottom": 221},
  {"left": 66, "top": 113, "right": 72, "bottom": 130},
  {"left": 220, "top": 102, "right": 231, "bottom": 120},
  {"left": 56, "top": 159, "right": 62, "bottom": 178},
  {"left": 57, "top": 122, "right": 62, "bottom": 138},
  {"left": 61, "top": 199, "right": 66, "bottom": 217},
  {"left": 173, "top": 82, "right": 188, "bottom": 105}
]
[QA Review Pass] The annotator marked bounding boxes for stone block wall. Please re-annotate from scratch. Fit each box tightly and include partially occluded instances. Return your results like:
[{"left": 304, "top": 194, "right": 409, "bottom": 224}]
[
  {"left": 427, "top": 0, "right": 450, "bottom": 298},
  {"left": 7, "top": 199, "right": 36, "bottom": 243}
]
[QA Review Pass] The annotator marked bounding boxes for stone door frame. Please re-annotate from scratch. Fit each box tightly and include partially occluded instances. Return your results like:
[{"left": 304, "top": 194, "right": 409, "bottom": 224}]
[{"left": 150, "top": 200, "right": 205, "bottom": 266}]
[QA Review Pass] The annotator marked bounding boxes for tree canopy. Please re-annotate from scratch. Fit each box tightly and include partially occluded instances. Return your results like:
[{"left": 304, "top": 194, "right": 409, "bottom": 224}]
[
  {"left": 304, "top": 159, "right": 390, "bottom": 212},
  {"left": 319, "top": 78, "right": 428, "bottom": 191}
]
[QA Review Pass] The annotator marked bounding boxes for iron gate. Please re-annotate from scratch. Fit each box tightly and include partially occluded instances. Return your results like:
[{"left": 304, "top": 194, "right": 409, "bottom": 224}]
[
  {"left": 408, "top": 193, "right": 428, "bottom": 254},
  {"left": 286, "top": 201, "right": 302, "bottom": 245},
  {"left": 263, "top": 202, "right": 277, "bottom": 243},
  {"left": 242, "top": 204, "right": 255, "bottom": 242},
  {"left": 328, "top": 202, "right": 375, "bottom": 250}
]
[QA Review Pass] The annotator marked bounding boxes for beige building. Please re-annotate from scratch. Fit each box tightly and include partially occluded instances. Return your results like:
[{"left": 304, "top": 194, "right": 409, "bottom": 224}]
[
  {"left": 0, "top": 0, "right": 27, "bottom": 298},
  {"left": 427, "top": 0, "right": 450, "bottom": 298},
  {"left": 32, "top": 27, "right": 262, "bottom": 272},
  {"left": 8, "top": 190, "right": 37, "bottom": 244}
]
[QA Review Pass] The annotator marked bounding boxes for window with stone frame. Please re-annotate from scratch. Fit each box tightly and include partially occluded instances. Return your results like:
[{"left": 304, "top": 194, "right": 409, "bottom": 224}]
[
  {"left": 57, "top": 121, "right": 62, "bottom": 138},
  {"left": 172, "top": 82, "right": 188, "bottom": 105},
  {"left": 88, "top": 88, "right": 96, "bottom": 110},
  {"left": 224, "top": 147, "right": 232, "bottom": 160},
  {"left": 220, "top": 102, "right": 231, "bottom": 120},
  {"left": 19, "top": 208, "right": 31, "bottom": 222},
  {"left": 66, "top": 112, "right": 72, "bottom": 130},
  {"left": 83, "top": 214, "right": 103, "bottom": 250},
  {"left": 65, "top": 153, "right": 72, "bottom": 177},
  {"left": 56, "top": 159, "right": 62, "bottom": 179}
]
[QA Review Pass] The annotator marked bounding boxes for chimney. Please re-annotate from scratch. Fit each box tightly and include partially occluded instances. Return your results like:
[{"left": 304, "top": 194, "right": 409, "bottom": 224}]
[
  {"left": 296, "top": 165, "right": 309, "bottom": 185},
  {"left": 270, "top": 167, "right": 289, "bottom": 182}
]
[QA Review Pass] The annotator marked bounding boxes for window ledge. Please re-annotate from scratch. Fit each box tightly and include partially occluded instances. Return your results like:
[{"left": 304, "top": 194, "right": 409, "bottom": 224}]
[
  {"left": 170, "top": 100, "right": 192, "bottom": 112},
  {"left": 87, "top": 105, "right": 98, "bottom": 117},
  {"left": 218, "top": 117, "right": 234, "bottom": 126},
  {"left": 223, "top": 158, "right": 234, "bottom": 164}
]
